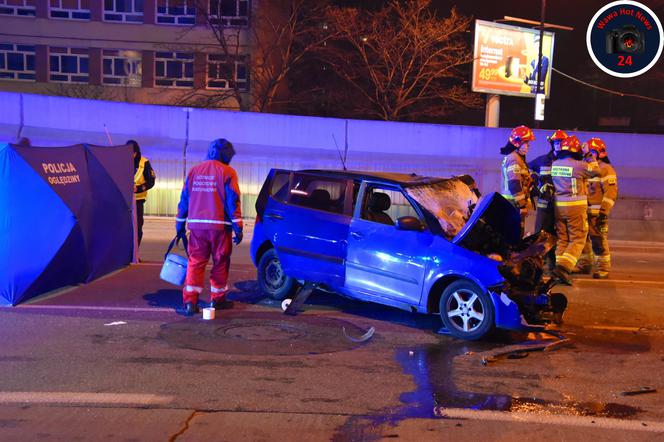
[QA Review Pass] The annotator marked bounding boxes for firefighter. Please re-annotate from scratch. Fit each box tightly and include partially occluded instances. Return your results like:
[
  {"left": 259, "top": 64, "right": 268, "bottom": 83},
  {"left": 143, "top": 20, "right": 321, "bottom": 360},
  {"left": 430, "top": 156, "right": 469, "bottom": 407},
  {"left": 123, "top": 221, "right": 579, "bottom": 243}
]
[
  {"left": 551, "top": 135, "right": 600, "bottom": 285},
  {"left": 501, "top": 125, "right": 535, "bottom": 237},
  {"left": 176, "top": 139, "right": 243, "bottom": 316},
  {"left": 576, "top": 138, "right": 618, "bottom": 279},
  {"left": 529, "top": 129, "right": 567, "bottom": 271}
]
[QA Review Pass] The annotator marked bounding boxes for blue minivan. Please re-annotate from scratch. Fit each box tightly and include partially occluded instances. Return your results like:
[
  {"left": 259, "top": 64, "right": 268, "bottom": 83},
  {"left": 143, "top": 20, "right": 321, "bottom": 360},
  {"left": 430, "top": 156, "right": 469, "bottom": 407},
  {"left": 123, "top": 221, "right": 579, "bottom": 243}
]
[{"left": 250, "top": 169, "right": 564, "bottom": 340}]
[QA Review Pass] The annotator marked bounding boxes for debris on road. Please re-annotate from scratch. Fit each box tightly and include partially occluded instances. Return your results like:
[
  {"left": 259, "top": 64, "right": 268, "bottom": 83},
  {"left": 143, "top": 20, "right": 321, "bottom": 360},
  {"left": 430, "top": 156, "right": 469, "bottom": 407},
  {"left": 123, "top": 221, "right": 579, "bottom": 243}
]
[
  {"left": 621, "top": 387, "right": 657, "bottom": 397},
  {"left": 342, "top": 326, "right": 375, "bottom": 343},
  {"left": 481, "top": 333, "right": 572, "bottom": 365}
]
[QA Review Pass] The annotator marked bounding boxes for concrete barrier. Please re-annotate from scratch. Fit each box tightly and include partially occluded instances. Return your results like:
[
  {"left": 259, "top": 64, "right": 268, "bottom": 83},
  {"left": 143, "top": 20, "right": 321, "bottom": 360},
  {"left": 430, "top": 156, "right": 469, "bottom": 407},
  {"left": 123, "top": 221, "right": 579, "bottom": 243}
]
[{"left": 1, "top": 92, "right": 663, "bottom": 239}]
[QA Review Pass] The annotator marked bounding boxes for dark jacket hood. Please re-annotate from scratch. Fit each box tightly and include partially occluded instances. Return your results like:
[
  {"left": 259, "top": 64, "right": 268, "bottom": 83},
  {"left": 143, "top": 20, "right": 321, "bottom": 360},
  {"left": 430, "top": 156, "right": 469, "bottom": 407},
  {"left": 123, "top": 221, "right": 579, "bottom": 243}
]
[
  {"left": 500, "top": 142, "right": 518, "bottom": 155},
  {"left": 127, "top": 139, "right": 141, "bottom": 169},
  {"left": 207, "top": 138, "right": 235, "bottom": 165}
]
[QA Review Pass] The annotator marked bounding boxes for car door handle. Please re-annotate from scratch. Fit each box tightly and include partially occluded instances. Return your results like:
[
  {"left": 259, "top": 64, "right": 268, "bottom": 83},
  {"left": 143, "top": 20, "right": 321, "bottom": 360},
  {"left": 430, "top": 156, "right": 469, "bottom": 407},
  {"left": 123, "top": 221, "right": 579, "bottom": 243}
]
[
  {"left": 266, "top": 213, "right": 284, "bottom": 220},
  {"left": 350, "top": 232, "right": 363, "bottom": 240}
]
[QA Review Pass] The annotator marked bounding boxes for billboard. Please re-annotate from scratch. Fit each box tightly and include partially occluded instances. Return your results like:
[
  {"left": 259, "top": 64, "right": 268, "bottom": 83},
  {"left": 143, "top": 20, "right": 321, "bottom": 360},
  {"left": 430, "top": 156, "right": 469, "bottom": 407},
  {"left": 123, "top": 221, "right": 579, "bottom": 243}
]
[{"left": 472, "top": 20, "right": 555, "bottom": 98}]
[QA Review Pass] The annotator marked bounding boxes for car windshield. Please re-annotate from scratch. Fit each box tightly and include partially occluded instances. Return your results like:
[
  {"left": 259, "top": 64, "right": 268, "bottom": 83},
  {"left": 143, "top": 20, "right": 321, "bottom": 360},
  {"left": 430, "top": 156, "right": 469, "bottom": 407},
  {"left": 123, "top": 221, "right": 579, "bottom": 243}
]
[{"left": 405, "top": 176, "right": 479, "bottom": 239}]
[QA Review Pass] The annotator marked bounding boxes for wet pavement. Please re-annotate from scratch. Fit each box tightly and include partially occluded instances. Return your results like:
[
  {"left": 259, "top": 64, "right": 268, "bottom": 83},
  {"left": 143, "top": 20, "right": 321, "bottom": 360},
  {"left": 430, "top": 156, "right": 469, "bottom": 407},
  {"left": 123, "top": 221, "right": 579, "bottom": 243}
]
[{"left": 1, "top": 218, "right": 664, "bottom": 440}]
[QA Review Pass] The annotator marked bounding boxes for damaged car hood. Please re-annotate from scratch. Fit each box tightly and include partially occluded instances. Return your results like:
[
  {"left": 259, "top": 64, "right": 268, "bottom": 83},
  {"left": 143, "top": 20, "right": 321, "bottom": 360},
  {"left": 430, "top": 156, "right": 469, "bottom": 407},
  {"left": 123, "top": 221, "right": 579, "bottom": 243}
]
[{"left": 452, "top": 192, "right": 522, "bottom": 252}]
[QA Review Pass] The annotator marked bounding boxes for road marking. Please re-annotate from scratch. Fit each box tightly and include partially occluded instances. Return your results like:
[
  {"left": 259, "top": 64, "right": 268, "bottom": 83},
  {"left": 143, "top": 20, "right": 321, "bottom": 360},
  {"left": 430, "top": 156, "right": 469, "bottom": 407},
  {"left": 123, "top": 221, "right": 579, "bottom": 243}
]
[
  {"left": 0, "top": 392, "right": 173, "bottom": 406},
  {"left": 15, "top": 305, "right": 174, "bottom": 313},
  {"left": 435, "top": 407, "right": 664, "bottom": 432},
  {"left": 584, "top": 325, "right": 643, "bottom": 332},
  {"left": 575, "top": 278, "right": 664, "bottom": 286}
]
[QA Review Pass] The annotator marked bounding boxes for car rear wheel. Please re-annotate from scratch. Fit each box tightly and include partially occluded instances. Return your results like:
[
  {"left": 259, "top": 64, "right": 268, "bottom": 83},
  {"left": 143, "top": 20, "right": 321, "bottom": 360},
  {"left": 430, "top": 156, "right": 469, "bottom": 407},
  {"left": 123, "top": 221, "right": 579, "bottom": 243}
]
[
  {"left": 439, "top": 280, "right": 494, "bottom": 340},
  {"left": 257, "top": 248, "right": 296, "bottom": 300}
]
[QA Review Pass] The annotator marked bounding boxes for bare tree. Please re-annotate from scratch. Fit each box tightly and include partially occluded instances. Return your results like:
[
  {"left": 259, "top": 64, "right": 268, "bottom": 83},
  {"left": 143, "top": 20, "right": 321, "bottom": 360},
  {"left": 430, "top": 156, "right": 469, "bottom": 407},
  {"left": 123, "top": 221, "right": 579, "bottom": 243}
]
[
  {"left": 170, "top": 0, "right": 248, "bottom": 110},
  {"left": 175, "top": 0, "right": 332, "bottom": 112},
  {"left": 320, "top": 0, "right": 482, "bottom": 121},
  {"left": 249, "top": 0, "right": 334, "bottom": 112}
]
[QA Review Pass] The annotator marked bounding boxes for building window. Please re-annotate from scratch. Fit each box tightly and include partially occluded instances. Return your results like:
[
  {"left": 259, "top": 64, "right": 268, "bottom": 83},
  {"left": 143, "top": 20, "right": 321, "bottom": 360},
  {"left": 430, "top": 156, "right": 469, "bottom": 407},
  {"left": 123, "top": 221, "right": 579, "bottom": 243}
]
[
  {"left": 103, "top": 49, "right": 142, "bottom": 86},
  {"left": 208, "top": 0, "right": 248, "bottom": 26},
  {"left": 207, "top": 54, "right": 247, "bottom": 90},
  {"left": 155, "top": 51, "right": 193, "bottom": 88},
  {"left": 157, "top": 0, "right": 195, "bottom": 25},
  {"left": 0, "top": 44, "right": 35, "bottom": 81},
  {"left": 104, "top": 0, "right": 143, "bottom": 23},
  {"left": 50, "top": 47, "right": 89, "bottom": 83},
  {"left": 0, "top": 0, "right": 36, "bottom": 17},
  {"left": 50, "top": 0, "right": 90, "bottom": 20}
]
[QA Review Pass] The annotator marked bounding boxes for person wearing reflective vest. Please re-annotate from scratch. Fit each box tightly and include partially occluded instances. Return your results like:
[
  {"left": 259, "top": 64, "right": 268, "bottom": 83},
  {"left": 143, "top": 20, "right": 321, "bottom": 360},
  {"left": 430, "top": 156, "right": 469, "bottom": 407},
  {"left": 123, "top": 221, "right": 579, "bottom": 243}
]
[
  {"left": 176, "top": 139, "right": 243, "bottom": 316},
  {"left": 576, "top": 138, "right": 618, "bottom": 279},
  {"left": 551, "top": 135, "right": 600, "bottom": 285},
  {"left": 501, "top": 125, "right": 535, "bottom": 237},
  {"left": 528, "top": 129, "right": 567, "bottom": 270},
  {"left": 128, "top": 140, "right": 156, "bottom": 246}
]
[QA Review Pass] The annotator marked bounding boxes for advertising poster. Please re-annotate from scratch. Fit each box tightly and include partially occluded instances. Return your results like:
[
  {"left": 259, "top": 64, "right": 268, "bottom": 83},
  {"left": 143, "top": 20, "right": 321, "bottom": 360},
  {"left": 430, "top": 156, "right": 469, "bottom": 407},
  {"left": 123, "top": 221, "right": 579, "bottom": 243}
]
[{"left": 472, "top": 20, "right": 555, "bottom": 98}]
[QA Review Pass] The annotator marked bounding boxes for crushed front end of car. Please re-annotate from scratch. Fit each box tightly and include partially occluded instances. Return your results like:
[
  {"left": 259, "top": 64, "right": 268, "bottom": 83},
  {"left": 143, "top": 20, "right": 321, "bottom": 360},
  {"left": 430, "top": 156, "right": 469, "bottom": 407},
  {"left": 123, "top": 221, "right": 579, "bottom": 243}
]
[{"left": 409, "top": 182, "right": 567, "bottom": 332}]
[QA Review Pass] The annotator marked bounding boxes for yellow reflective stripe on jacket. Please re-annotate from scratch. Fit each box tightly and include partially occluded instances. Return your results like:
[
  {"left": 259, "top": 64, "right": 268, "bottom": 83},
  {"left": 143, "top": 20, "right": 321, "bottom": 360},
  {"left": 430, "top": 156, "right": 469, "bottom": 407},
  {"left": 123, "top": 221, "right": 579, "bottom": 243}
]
[
  {"left": 555, "top": 199, "right": 588, "bottom": 207},
  {"left": 134, "top": 156, "right": 148, "bottom": 200}
]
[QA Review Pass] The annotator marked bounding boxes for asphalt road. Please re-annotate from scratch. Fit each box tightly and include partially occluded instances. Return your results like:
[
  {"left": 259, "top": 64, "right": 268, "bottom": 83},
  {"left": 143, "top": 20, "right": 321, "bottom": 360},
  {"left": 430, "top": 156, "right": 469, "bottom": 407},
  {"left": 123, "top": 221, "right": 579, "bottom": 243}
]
[{"left": 1, "top": 218, "right": 664, "bottom": 441}]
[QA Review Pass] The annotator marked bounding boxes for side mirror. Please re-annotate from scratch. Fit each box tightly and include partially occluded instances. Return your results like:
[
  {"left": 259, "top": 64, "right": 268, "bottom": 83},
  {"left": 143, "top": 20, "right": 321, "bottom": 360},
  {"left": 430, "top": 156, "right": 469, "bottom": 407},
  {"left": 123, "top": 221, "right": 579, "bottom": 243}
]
[{"left": 396, "top": 216, "right": 424, "bottom": 231}]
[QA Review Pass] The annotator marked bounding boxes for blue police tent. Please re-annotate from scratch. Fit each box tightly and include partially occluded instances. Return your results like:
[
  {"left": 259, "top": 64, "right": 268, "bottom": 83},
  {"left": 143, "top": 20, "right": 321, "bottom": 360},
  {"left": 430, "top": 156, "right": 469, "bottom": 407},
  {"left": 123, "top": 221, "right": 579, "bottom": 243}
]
[{"left": 0, "top": 142, "right": 134, "bottom": 306}]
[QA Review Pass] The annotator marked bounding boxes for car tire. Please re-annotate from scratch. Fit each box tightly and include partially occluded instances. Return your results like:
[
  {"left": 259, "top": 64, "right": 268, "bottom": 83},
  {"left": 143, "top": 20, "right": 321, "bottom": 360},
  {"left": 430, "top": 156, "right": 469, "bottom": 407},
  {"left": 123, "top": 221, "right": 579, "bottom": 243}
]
[
  {"left": 439, "top": 280, "right": 494, "bottom": 340},
  {"left": 257, "top": 248, "right": 296, "bottom": 300}
]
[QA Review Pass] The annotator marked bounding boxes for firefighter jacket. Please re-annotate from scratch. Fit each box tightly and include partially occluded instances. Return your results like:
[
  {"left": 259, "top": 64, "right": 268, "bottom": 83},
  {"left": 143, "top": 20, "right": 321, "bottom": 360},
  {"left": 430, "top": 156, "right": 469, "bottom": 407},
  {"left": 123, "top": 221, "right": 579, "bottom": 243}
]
[
  {"left": 176, "top": 160, "right": 243, "bottom": 235},
  {"left": 551, "top": 155, "right": 600, "bottom": 208},
  {"left": 528, "top": 151, "right": 556, "bottom": 210},
  {"left": 134, "top": 156, "right": 156, "bottom": 200},
  {"left": 587, "top": 160, "right": 618, "bottom": 216},
  {"left": 501, "top": 151, "right": 532, "bottom": 209}
]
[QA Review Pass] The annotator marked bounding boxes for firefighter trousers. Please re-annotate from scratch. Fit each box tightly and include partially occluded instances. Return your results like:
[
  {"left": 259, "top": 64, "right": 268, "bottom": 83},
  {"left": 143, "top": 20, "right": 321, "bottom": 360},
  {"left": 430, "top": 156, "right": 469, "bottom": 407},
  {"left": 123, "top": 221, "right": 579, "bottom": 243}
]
[
  {"left": 554, "top": 205, "right": 588, "bottom": 273},
  {"left": 578, "top": 213, "right": 610, "bottom": 273},
  {"left": 182, "top": 229, "right": 233, "bottom": 304}
]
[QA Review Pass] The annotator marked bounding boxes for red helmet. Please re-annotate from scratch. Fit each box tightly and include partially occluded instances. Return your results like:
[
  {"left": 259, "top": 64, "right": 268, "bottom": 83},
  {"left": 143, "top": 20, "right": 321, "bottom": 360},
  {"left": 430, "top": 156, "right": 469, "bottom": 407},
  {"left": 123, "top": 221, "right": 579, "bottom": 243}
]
[
  {"left": 587, "top": 137, "right": 607, "bottom": 158},
  {"left": 560, "top": 135, "right": 582, "bottom": 153},
  {"left": 547, "top": 129, "right": 568, "bottom": 142},
  {"left": 509, "top": 125, "right": 535, "bottom": 147}
]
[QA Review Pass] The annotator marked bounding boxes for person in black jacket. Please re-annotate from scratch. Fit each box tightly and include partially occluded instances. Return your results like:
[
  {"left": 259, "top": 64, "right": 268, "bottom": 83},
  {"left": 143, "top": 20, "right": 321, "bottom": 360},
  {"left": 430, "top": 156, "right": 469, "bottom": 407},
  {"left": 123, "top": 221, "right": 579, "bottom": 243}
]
[{"left": 127, "top": 140, "right": 156, "bottom": 246}]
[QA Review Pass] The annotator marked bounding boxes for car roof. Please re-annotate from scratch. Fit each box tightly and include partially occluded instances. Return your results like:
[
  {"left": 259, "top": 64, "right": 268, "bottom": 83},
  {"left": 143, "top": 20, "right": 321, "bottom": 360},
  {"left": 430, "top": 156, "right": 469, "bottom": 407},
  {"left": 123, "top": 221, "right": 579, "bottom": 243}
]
[{"left": 298, "top": 169, "right": 447, "bottom": 186}]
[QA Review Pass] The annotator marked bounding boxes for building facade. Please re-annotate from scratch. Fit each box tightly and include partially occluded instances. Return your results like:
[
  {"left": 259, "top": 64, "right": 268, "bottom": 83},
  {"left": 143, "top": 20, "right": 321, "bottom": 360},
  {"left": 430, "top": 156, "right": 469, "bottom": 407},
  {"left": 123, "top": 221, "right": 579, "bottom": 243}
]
[{"left": 0, "top": 0, "right": 253, "bottom": 109}]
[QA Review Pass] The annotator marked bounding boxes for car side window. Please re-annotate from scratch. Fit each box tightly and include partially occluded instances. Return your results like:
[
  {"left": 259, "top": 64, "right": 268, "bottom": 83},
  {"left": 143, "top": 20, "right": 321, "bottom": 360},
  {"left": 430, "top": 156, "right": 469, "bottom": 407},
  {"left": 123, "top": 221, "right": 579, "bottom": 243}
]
[
  {"left": 361, "top": 186, "right": 421, "bottom": 226},
  {"left": 288, "top": 174, "right": 347, "bottom": 215},
  {"left": 270, "top": 171, "right": 290, "bottom": 203}
]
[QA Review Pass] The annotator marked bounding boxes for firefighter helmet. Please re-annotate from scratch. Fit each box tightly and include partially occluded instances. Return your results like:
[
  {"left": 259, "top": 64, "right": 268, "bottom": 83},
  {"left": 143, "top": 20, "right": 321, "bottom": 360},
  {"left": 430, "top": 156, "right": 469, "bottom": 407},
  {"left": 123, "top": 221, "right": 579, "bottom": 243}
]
[
  {"left": 509, "top": 125, "right": 535, "bottom": 147},
  {"left": 587, "top": 137, "right": 607, "bottom": 158},
  {"left": 547, "top": 129, "right": 568, "bottom": 142},
  {"left": 560, "top": 135, "right": 582, "bottom": 153}
]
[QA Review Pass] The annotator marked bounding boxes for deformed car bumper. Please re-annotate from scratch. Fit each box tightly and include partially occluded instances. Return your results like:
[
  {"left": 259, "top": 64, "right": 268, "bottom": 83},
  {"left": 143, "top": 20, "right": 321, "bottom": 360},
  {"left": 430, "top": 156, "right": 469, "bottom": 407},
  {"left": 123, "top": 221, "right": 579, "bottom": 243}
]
[{"left": 491, "top": 290, "right": 567, "bottom": 332}]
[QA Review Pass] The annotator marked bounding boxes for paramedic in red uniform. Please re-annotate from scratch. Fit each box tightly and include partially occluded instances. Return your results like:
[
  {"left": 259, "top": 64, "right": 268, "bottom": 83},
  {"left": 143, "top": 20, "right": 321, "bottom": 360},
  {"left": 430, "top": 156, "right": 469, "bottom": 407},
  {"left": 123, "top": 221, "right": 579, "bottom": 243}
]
[{"left": 176, "top": 139, "right": 243, "bottom": 316}]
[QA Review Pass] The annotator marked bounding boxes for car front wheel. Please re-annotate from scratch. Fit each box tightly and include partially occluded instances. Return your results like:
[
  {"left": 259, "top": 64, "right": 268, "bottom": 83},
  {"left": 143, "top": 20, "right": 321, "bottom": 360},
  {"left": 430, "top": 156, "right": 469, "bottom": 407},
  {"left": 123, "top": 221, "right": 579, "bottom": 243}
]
[
  {"left": 257, "top": 248, "right": 296, "bottom": 300},
  {"left": 439, "top": 280, "right": 494, "bottom": 340}
]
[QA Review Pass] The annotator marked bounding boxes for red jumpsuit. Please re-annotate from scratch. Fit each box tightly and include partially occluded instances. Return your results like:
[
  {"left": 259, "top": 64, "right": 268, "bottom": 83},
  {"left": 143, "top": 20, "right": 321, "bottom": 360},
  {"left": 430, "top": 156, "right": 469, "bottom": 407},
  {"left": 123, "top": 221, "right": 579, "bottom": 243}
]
[{"left": 176, "top": 160, "right": 242, "bottom": 304}]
